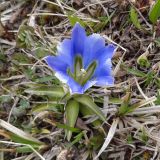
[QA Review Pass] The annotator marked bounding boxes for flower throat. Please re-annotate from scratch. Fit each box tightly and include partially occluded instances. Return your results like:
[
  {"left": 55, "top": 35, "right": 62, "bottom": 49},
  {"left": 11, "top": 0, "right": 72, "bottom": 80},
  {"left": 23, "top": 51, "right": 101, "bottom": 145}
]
[{"left": 67, "top": 55, "right": 97, "bottom": 86}]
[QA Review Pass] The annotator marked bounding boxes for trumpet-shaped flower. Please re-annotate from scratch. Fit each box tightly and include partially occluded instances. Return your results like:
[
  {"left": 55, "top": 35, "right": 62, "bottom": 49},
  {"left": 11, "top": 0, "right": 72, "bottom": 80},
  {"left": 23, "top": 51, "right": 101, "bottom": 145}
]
[{"left": 45, "top": 23, "right": 116, "bottom": 94}]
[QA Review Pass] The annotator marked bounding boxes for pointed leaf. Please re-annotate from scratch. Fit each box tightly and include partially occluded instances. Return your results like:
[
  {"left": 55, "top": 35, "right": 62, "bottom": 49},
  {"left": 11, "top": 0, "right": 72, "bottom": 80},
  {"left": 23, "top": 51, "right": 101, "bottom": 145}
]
[
  {"left": 74, "top": 95, "right": 106, "bottom": 122},
  {"left": 65, "top": 100, "right": 79, "bottom": 141},
  {"left": 130, "top": 6, "right": 141, "bottom": 29},
  {"left": 149, "top": 0, "right": 160, "bottom": 24},
  {"left": 25, "top": 86, "right": 65, "bottom": 97}
]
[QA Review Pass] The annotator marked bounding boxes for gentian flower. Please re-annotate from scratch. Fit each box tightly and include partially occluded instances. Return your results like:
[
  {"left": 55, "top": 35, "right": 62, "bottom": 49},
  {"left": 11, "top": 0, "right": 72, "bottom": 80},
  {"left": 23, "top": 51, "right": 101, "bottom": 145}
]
[{"left": 45, "top": 23, "right": 116, "bottom": 94}]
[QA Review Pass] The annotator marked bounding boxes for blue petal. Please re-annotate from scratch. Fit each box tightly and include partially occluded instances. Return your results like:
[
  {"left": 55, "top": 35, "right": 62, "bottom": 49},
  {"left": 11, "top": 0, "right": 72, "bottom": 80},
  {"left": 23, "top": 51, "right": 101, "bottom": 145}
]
[
  {"left": 67, "top": 77, "right": 84, "bottom": 94},
  {"left": 55, "top": 71, "right": 70, "bottom": 83},
  {"left": 95, "top": 76, "right": 114, "bottom": 86},
  {"left": 83, "top": 34, "right": 105, "bottom": 67},
  {"left": 55, "top": 71, "right": 84, "bottom": 94},
  {"left": 71, "top": 23, "right": 86, "bottom": 57},
  {"left": 82, "top": 80, "right": 96, "bottom": 92},
  {"left": 94, "top": 44, "right": 116, "bottom": 64},
  {"left": 45, "top": 56, "right": 68, "bottom": 73},
  {"left": 57, "top": 39, "right": 73, "bottom": 67},
  {"left": 67, "top": 79, "right": 96, "bottom": 94},
  {"left": 94, "top": 59, "right": 112, "bottom": 77}
]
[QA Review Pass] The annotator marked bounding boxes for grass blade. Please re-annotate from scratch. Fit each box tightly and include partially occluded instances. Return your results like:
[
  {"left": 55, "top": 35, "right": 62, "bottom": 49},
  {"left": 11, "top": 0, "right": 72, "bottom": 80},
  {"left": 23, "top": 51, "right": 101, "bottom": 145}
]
[
  {"left": 0, "top": 119, "right": 43, "bottom": 145},
  {"left": 95, "top": 118, "right": 119, "bottom": 159}
]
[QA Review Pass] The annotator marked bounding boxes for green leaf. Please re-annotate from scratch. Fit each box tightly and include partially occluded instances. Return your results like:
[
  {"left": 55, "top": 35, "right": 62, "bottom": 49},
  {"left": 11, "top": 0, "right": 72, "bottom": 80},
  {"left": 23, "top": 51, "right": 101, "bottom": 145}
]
[
  {"left": 34, "top": 46, "right": 49, "bottom": 58},
  {"left": 155, "top": 77, "right": 160, "bottom": 88},
  {"left": 9, "top": 133, "right": 41, "bottom": 145},
  {"left": 143, "top": 71, "right": 155, "bottom": 86},
  {"left": 137, "top": 52, "right": 150, "bottom": 68},
  {"left": 16, "top": 145, "right": 39, "bottom": 153},
  {"left": 140, "top": 128, "right": 148, "bottom": 144},
  {"left": 74, "top": 95, "right": 106, "bottom": 122},
  {"left": 31, "top": 103, "right": 59, "bottom": 113},
  {"left": 155, "top": 90, "right": 160, "bottom": 105},
  {"left": 65, "top": 99, "right": 79, "bottom": 141},
  {"left": 93, "top": 11, "right": 115, "bottom": 32},
  {"left": 80, "top": 104, "right": 102, "bottom": 125},
  {"left": 109, "top": 97, "right": 122, "bottom": 104},
  {"left": 127, "top": 134, "right": 133, "bottom": 144},
  {"left": 0, "top": 95, "right": 12, "bottom": 103},
  {"left": 155, "top": 38, "right": 160, "bottom": 46},
  {"left": 19, "top": 99, "right": 30, "bottom": 109},
  {"left": 68, "top": 15, "right": 85, "bottom": 27},
  {"left": 130, "top": 6, "right": 141, "bottom": 29},
  {"left": 79, "top": 104, "right": 105, "bottom": 134},
  {"left": 12, "top": 52, "right": 31, "bottom": 64},
  {"left": 56, "top": 123, "right": 80, "bottom": 133},
  {"left": 16, "top": 25, "right": 35, "bottom": 48},
  {"left": 88, "top": 134, "right": 104, "bottom": 150},
  {"left": 68, "top": 132, "right": 84, "bottom": 148},
  {"left": 125, "top": 67, "right": 146, "bottom": 77},
  {"left": 149, "top": 0, "right": 160, "bottom": 24},
  {"left": 25, "top": 86, "right": 65, "bottom": 97},
  {"left": 118, "top": 92, "right": 132, "bottom": 116},
  {"left": 0, "top": 119, "right": 43, "bottom": 145}
]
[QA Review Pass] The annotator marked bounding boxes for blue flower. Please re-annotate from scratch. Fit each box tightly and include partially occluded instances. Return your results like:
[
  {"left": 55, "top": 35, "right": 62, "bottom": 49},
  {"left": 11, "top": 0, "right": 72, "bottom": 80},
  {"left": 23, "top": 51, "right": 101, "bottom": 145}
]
[{"left": 45, "top": 23, "right": 116, "bottom": 94}]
